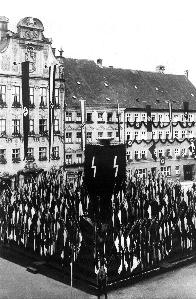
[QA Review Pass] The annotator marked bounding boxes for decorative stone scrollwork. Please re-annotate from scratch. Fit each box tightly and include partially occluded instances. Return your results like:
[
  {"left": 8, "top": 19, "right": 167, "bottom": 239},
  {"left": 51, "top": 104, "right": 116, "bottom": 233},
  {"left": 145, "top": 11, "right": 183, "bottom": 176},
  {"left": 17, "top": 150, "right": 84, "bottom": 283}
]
[{"left": 25, "top": 46, "right": 36, "bottom": 73}]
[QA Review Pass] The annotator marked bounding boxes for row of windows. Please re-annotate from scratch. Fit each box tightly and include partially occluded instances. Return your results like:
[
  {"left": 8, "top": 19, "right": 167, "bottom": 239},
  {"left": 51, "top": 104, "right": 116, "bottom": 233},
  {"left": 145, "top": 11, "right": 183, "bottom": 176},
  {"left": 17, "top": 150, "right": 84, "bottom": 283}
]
[
  {"left": 65, "top": 111, "right": 121, "bottom": 123},
  {"left": 127, "top": 130, "right": 193, "bottom": 140},
  {"left": 0, "top": 119, "right": 60, "bottom": 135},
  {"left": 128, "top": 166, "right": 179, "bottom": 178},
  {"left": 0, "top": 85, "right": 60, "bottom": 107},
  {"left": 127, "top": 147, "right": 192, "bottom": 160},
  {"left": 65, "top": 131, "right": 119, "bottom": 142},
  {"left": 0, "top": 146, "right": 60, "bottom": 162},
  {"left": 127, "top": 113, "right": 194, "bottom": 122}
]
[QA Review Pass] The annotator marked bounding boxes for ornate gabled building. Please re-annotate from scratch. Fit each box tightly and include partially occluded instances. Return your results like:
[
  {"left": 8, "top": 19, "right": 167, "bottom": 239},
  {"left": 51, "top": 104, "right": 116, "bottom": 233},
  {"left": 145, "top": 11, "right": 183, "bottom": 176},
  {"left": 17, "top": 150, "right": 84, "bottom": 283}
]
[
  {"left": 0, "top": 16, "right": 65, "bottom": 181},
  {"left": 62, "top": 58, "right": 196, "bottom": 181}
]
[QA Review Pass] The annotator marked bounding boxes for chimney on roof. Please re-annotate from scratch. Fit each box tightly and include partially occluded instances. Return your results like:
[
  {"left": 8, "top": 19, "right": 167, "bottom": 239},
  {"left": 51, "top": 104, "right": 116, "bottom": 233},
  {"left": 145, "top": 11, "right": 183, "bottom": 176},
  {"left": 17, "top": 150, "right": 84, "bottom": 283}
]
[
  {"left": 156, "top": 65, "right": 165, "bottom": 74},
  {"left": 97, "top": 58, "right": 103, "bottom": 67},
  {"left": 185, "top": 70, "right": 189, "bottom": 79},
  {"left": 0, "top": 16, "right": 9, "bottom": 41}
]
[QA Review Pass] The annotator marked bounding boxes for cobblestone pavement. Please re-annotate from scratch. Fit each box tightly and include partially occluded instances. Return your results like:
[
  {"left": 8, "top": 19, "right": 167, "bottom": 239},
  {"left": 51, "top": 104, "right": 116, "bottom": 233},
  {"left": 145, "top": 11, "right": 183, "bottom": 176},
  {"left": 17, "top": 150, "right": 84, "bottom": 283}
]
[
  {"left": 0, "top": 257, "right": 95, "bottom": 299},
  {"left": 109, "top": 263, "right": 196, "bottom": 299},
  {"left": 1, "top": 252, "right": 196, "bottom": 299}
]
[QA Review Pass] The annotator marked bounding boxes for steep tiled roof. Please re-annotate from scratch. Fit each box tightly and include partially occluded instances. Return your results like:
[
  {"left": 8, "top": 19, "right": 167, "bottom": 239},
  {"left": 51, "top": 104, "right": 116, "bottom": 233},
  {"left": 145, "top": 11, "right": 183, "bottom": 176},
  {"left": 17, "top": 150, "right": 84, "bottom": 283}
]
[{"left": 63, "top": 58, "right": 196, "bottom": 111}]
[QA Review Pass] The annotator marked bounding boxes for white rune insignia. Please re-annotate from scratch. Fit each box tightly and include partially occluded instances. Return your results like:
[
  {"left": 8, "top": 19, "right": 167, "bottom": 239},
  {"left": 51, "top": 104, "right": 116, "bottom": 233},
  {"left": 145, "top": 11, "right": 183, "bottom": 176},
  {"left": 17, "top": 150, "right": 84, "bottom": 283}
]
[
  {"left": 113, "top": 156, "right": 119, "bottom": 177},
  {"left": 91, "top": 156, "right": 96, "bottom": 177}
]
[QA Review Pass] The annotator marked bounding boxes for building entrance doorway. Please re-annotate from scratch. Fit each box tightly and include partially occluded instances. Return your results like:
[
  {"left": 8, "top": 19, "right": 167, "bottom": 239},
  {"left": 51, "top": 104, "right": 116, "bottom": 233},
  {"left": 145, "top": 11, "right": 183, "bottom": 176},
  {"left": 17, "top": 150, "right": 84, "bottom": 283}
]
[{"left": 183, "top": 165, "right": 194, "bottom": 181}]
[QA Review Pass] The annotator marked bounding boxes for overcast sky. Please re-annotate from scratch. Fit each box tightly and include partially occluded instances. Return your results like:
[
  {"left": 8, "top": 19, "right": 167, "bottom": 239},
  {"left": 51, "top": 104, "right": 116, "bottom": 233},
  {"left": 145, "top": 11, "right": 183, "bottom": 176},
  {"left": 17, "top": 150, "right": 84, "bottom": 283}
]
[{"left": 2, "top": 0, "right": 196, "bottom": 85}]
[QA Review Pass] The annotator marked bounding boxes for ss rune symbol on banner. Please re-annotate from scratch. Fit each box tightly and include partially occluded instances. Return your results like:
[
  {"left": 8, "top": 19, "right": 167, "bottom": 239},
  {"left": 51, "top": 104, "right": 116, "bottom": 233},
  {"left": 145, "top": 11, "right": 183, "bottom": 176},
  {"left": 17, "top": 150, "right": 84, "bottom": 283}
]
[{"left": 23, "top": 106, "right": 28, "bottom": 117}]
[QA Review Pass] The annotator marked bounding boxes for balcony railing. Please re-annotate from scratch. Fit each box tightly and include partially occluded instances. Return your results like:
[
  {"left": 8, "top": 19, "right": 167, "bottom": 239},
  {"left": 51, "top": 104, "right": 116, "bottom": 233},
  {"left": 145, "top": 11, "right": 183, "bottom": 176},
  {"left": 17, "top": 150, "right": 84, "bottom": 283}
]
[
  {"left": 39, "top": 156, "right": 47, "bottom": 161},
  {"left": 0, "top": 157, "right": 7, "bottom": 164},
  {"left": 12, "top": 157, "right": 21, "bottom": 163},
  {"left": 0, "top": 101, "right": 7, "bottom": 108},
  {"left": 12, "top": 102, "right": 22, "bottom": 108}
]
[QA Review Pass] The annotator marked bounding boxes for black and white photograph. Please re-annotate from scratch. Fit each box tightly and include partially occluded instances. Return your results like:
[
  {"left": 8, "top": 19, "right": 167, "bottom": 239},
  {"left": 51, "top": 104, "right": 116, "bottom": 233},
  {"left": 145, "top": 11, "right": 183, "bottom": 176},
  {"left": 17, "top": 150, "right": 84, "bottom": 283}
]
[{"left": 1, "top": 1, "right": 196, "bottom": 298}]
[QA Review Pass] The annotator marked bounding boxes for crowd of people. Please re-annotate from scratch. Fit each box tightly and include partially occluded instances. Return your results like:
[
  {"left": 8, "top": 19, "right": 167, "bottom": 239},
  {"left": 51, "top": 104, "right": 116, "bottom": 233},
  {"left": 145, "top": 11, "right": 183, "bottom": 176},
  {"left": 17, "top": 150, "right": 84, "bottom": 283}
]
[{"left": 0, "top": 170, "right": 196, "bottom": 283}]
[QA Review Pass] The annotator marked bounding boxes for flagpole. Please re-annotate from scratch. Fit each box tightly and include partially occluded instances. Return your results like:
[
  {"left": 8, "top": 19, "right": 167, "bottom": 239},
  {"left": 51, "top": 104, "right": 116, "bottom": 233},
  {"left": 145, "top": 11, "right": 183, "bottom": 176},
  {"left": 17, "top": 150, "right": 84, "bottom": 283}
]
[{"left": 117, "top": 99, "right": 121, "bottom": 143}]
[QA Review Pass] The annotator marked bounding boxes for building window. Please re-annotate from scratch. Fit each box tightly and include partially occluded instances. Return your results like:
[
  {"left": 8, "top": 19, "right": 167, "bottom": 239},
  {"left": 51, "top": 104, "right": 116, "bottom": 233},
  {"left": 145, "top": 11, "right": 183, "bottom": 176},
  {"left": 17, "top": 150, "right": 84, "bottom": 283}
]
[
  {"left": 0, "top": 149, "right": 6, "bottom": 164},
  {"left": 166, "top": 148, "right": 172, "bottom": 157},
  {"left": 76, "top": 112, "right": 81, "bottom": 122},
  {"left": 134, "top": 131, "right": 139, "bottom": 140},
  {"left": 27, "top": 148, "right": 34, "bottom": 161},
  {"left": 134, "top": 113, "right": 139, "bottom": 121},
  {"left": 141, "top": 131, "right": 146, "bottom": 139},
  {"left": 76, "top": 131, "right": 82, "bottom": 142},
  {"left": 175, "top": 166, "right": 180, "bottom": 176},
  {"left": 65, "top": 132, "right": 72, "bottom": 143},
  {"left": 65, "top": 154, "right": 72, "bottom": 164},
  {"left": 54, "top": 88, "right": 60, "bottom": 106},
  {"left": 158, "top": 114, "right": 163, "bottom": 121},
  {"left": 12, "top": 119, "right": 20, "bottom": 135},
  {"left": 12, "top": 86, "right": 21, "bottom": 107},
  {"left": 151, "top": 114, "right": 156, "bottom": 121},
  {"left": 29, "top": 87, "right": 34, "bottom": 106},
  {"left": 159, "top": 131, "right": 163, "bottom": 139},
  {"left": 40, "top": 87, "right": 47, "bottom": 106},
  {"left": 107, "top": 132, "right": 112, "bottom": 138},
  {"left": 141, "top": 113, "right": 146, "bottom": 121},
  {"left": 174, "top": 130, "right": 178, "bottom": 138},
  {"left": 52, "top": 146, "right": 59, "bottom": 159},
  {"left": 76, "top": 153, "right": 82, "bottom": 164},
  {"left": 54, "top": 119, "right": 60, "bottom": 134},
  {"left": 86, "top": 132, "right": 92, "bottom": 141},
  {"left": 107, "top": 113, "right": 113, "bottom": 122},
  {"left": 39, "top": 147, "right": 47, "bottom": 161},
  {"left": 174, "top": 148, "right": 179, "bottom": 156},
  {"left": 181, "top": 148, "right": 186, "bottom": 156},
  {"left": 135, "top": 150, "right": 140, "bottom": 160},
  {"left": 126, "top": 151, "right": 131, "bottom": 161},
  {"left": 0, "top": 119, "right": 6, "bottom": 135},
  {"left": 86, "top": 113, "right": 92, "bottom": 122},
  {"left": 141, "top": 150, "right": 146, "bottom": 159},
  {"left": 181, "top": 114, "right": 185, "bottom": 122},
  {"left": 188, "top": 114, "right": 193, "bottom": 122},
  {"left": 39, "top": 119, "right": 47, "bottom": 135},
  {"left": 98, "top": 132, "right": 103, "bottom": 138},
  {"left": 138, "top": 168, "right": 147, "bottom": 178},
  {"left": 29, "top": 119, "right": 34, "bottom": 135},
  {"left": 66, "top": 112, "right": 72, "bottom": 122},
  {"left": 161, "top": 166, "right": 171, "bottom": 177},
  {"left": 116, "top": 131, "right": 119, "bottom": 138},
  {"left": 181, "top": 130, "right": 185, "bottom": 138},
  {"left": 158, "top": 149, "right": 163, "bottom": 158},
  {"left": 127, "top": 132, "right": 131, "bottom": 141},
  {"left": 166, "top": 131, "right": 170, "bottom": 139},
  {"left": 152, "top": 131, "right": 156, "bottom": 139},
  {"left": 126, "top": 113, "right": 131, "bottom": 122},
  {"left": 98, "top": 112, "right": 104, "bottom": 121},
  {"left": 0, "top": 85, "right": 6, "bottom": 104},
  {"left": 12, "top": 148, "right": 20, "bottom": 162}
]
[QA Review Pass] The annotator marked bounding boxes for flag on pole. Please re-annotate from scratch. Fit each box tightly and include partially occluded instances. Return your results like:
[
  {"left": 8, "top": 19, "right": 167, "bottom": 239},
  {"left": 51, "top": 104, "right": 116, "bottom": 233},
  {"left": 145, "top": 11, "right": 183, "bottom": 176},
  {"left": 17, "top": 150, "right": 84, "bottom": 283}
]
[
  {"left": 168, "top": 101, "right": 173, "bottom": 138},
  {"left": 117, "top": 100, "right": 121, "bottom": 143},
  {"left": 22, "top": 61, "right": 30, "bottom": 159},
  {"left": 80, "top": 98, "right": 86, "bottom": 151},
  {"left": 146, "top": 105, "right": 152, "bottom": 132},
  {"left": 149, "top": 142, "right": 157, "bottom": 160},
  {"left": 49, "top": 64, "right": 56, "bottom": 161},
  {"left": 183, "top": 101, "right": 189, "bottom": 120}
]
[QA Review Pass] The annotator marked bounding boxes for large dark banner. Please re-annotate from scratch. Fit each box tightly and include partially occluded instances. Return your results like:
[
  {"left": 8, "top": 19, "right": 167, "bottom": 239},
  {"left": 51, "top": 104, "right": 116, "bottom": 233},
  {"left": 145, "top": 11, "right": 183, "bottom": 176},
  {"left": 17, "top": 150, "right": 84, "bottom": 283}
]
[
  {"left": 49, "top": 65, "right": 56, "bottom": 161},
  {"left": 84, "top": 143, "right": 126, "bottom": 221},
  {"left": 22, "top": 61, "right": 30, "bottom": 160}
]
